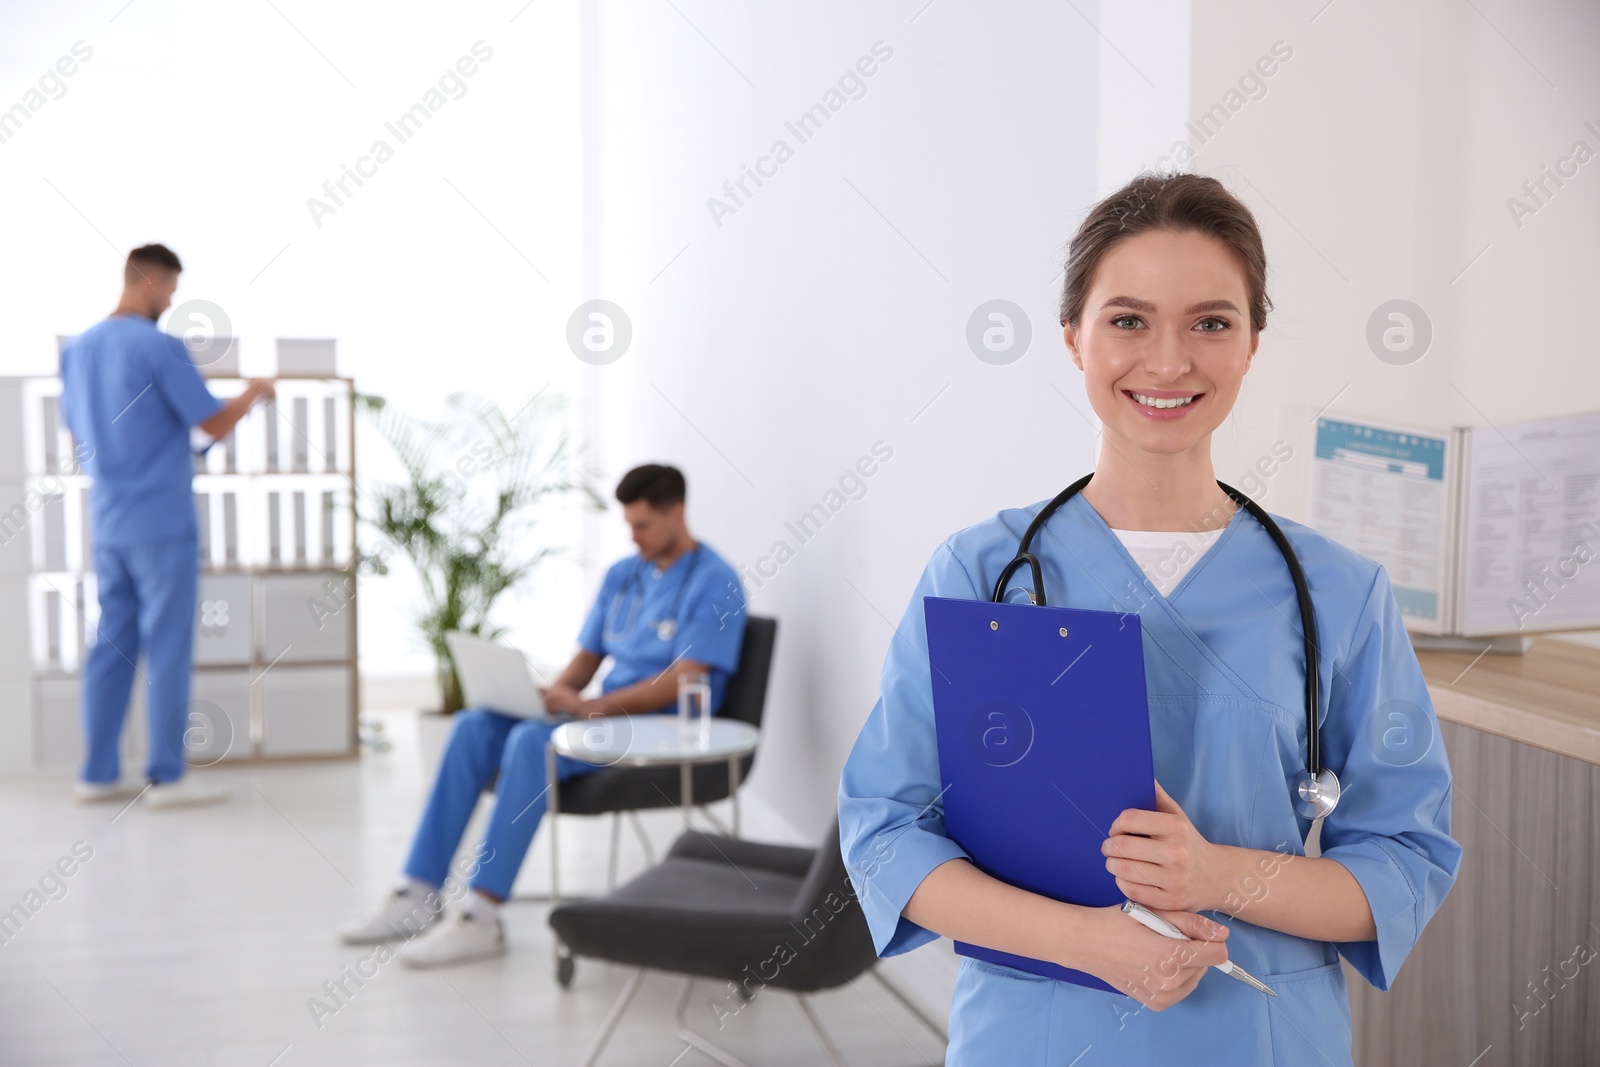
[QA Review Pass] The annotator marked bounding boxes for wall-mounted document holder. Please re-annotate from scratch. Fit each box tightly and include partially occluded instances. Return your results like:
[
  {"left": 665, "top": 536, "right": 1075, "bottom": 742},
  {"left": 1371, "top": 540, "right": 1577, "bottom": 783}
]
[{"left": 1310, "top": 409, "right": 1600, "bottom": 647}]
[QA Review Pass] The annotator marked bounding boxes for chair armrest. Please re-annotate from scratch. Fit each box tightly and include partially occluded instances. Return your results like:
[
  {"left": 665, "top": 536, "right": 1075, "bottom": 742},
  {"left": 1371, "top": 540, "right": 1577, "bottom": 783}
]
[{"left": 666, "top": 830, "right": 816, "bottom": 878}]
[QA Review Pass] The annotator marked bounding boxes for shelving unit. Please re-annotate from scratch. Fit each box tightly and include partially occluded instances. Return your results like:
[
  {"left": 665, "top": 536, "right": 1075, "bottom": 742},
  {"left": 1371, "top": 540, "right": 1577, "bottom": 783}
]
[{"left": 0, "top": 373, "right": 360, "bottom": 773}]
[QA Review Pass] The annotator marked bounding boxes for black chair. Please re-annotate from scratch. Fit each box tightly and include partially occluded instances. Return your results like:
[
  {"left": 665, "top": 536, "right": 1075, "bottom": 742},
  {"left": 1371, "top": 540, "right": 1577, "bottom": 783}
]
[
  {"left": 522, "top": 614, "right": 777, "bottom": 946},
  {"left": 549, "top": 820, "right": 947, "bottom": 1067},
  {"left": 559, "top": 615, "right": 776, "bottom": 823},
  {"left": 553, "top": 615, "right": 776, "bottom": 885}
]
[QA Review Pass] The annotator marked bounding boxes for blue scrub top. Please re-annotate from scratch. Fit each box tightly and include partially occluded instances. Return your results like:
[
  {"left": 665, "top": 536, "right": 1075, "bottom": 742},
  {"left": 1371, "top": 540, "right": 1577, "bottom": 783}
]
[
  {"left": 838, "top": 492, "right": 1462, "bottom": 1065},
  {"left": 58, "top": 315, "right": 223, "bottom": 547},
  {"left": 577, "top": 543, "right": 748, "bottom": 714}
]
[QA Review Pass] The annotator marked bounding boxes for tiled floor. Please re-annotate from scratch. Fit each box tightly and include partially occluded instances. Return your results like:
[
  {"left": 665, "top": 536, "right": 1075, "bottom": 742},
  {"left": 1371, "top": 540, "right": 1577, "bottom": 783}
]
[{"left": 0, "top": 709, "right": 953, "bottom": 1066}]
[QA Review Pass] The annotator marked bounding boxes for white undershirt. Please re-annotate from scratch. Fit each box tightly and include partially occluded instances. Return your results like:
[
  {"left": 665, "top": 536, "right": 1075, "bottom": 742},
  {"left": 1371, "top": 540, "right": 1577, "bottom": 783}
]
[{"left": 1110, "top": 527, "right": 1225, "bottom": 598}]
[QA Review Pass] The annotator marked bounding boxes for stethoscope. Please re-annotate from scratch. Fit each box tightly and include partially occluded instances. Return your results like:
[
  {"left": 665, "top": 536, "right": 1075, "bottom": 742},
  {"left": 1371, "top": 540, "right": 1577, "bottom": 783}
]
[
  {"left": 992, "top": 473, "right": 1340, "bottom": 820},
  {"left": 603, "top": 545, "right": 703, "bottom": 643}
]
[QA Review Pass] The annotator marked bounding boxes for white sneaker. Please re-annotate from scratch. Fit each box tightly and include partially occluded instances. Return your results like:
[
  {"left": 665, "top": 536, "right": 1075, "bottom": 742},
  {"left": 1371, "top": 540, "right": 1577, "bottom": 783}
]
[
  {"left": 339, "top": 886, "right": 444, "bottom": 945},
  {"left": 144, "top": 777, "right": 228, "bottom": 809},
  {"left": 74, "top": 779, "right": 147, "bottom": 804},
  {"left": 397, "top": 906, "right": 506, "bottom": 968}
]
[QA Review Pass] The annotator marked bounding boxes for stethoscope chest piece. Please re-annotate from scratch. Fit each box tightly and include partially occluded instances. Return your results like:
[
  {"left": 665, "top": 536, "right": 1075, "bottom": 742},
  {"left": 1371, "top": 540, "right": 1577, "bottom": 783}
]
[{"left": 1294, "top": 767, "right": 1341, "bottom": 820}]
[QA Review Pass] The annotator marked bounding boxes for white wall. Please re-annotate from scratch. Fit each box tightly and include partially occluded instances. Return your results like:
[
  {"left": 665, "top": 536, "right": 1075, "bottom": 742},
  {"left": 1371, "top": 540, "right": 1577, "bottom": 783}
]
[
  {"left": 585, "top": 0, "right": 1192, "bottom": 836},
  {"left": 1185, "top": 0, "right": 1600, "bottom": 648}
]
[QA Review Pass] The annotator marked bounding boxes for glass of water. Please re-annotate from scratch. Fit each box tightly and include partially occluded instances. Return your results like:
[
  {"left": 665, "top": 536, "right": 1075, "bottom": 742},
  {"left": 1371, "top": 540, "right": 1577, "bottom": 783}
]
[{"left": 677, "top": 670, "right": 712, "bottom": 743}]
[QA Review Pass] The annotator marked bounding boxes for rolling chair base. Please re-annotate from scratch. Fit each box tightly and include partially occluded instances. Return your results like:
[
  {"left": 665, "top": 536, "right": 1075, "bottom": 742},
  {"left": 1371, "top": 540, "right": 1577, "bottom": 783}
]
[{"left": 512, "top": 806, "right": 728, "bottom": 989}]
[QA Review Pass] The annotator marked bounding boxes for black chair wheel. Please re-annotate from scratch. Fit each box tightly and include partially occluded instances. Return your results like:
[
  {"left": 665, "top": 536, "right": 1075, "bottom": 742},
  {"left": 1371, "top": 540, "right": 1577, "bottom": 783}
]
[{"left": 556, "top": 953, "right": 576, "bottom": 988}]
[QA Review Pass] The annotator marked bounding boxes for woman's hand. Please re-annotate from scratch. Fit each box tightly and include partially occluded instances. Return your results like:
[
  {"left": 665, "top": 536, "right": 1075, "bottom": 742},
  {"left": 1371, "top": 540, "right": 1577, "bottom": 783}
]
[
  {"left": 1102, "top": 781, "right": 1226, "bottom": 914},
  {"left": 1074, "top": 903, "right": 1230, "bottom": 1011}
]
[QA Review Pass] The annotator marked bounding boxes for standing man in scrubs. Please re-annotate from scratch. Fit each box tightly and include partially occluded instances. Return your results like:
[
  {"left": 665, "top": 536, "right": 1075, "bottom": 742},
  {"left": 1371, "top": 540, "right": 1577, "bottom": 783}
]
[
  {"left": 338, "top": 464, "right": 749, "bottom": 967},
  {"left": 60, "top": 244, "right": 275, "bottom": 808},
  {"left": 838, "top": 174, "right": 1461, "bottom": 1064}
]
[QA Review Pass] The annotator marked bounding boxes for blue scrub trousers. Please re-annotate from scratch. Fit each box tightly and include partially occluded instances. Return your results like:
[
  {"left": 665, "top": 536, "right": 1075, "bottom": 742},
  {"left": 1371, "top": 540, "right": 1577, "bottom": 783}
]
[
  {"left": 404, "top": 709, "right": 603, "bottom": 901},
  {"left": 81, "top": 535, "right": 199, "bottom": 786}
]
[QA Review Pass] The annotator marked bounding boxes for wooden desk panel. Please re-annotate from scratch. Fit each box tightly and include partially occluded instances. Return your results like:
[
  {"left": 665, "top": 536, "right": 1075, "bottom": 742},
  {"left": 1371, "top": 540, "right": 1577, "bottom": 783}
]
[{"left": 1347, "top": 720, "right": 1600, "bottom": 1065}]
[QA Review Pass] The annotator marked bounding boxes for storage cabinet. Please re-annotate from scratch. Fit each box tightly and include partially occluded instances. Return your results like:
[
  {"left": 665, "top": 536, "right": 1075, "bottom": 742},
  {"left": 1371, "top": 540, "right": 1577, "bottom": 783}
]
[{"left": 0, "top": 371, "right": 360, "bottom": 770}]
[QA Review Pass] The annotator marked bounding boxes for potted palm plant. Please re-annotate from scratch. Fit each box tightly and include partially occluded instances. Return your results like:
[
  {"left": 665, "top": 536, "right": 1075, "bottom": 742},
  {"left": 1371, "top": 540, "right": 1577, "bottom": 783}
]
[{"left": 356, "top": 390, "right": 601, "bottom": 766}]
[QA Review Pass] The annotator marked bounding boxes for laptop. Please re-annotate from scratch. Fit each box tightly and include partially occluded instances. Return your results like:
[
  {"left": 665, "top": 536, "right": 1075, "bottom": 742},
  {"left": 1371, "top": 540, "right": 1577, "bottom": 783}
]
[{"left": 444, "top": 631, "right": 570, "bottom": 722}]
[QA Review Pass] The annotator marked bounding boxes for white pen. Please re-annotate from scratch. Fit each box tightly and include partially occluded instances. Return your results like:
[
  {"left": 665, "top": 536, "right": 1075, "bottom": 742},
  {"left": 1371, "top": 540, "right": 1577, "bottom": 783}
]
[{"left": 1121, "top": 900, "right": 1277, "bottom": 996}]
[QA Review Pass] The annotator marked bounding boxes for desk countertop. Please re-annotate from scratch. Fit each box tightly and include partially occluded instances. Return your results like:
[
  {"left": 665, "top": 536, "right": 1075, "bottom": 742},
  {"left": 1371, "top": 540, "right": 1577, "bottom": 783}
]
[{"left": 1418, "top": 637, "right": 1600, "bottom": 767}]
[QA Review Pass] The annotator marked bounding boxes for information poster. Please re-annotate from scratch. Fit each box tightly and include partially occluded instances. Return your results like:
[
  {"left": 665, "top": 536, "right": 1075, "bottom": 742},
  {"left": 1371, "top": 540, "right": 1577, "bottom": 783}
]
[
  {"left": 1312, "top": 416, "right": 1454, "bottom": 633},
  {"left": 1459, "top": 412, "right": 1600, "bottom": 635}
]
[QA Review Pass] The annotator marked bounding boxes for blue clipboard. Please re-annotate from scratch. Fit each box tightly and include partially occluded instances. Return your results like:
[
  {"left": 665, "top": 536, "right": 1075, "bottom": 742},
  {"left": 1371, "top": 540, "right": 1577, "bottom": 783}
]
[{"left": 924, "top": 595, "right": 1156, "bottom": 993}]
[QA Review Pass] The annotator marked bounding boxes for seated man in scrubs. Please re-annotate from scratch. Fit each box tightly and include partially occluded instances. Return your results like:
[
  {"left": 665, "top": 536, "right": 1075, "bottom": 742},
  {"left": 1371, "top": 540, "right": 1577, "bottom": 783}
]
[
  {"left": 839, "top": 173, "right": 1461, "bottom": 1065},
  {"left": 60, "top": 243, "right": 275, "bottom": 809},
  {"left": 340, "top": 464, "right": 748, "bottom": 967}
]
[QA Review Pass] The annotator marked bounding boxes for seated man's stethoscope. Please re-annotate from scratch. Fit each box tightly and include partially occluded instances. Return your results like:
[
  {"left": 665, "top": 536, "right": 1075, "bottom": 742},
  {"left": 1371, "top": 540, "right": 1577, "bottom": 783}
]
[
  {"left": 604, "top": 545, "right": 704, "bottom": 643},
  {"left": 992, "top": 473, "right": 1340, "bottom": 820}
]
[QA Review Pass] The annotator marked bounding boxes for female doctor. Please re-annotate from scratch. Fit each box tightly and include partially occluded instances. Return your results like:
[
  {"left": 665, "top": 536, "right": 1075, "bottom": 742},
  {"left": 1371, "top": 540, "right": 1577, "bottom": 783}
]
[{"left": 837, "top": 173, "right": 1461, "bottom": 1065}]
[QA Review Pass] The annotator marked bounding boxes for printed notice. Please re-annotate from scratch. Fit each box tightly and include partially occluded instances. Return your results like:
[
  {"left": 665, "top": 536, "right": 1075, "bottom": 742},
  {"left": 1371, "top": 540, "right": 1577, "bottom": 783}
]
[
  {"left": 1312, "top": 417, "right": 1453, "bottom": 632},
  {"left": 1459, "top": 411, "right": 1600, "bottom": 635}
]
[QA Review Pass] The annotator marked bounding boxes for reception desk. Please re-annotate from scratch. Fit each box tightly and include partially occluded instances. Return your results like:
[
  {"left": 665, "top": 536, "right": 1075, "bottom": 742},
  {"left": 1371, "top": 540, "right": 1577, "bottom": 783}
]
[{"left": 1347, "top": 637, "right": 1600, "bottom": 1065}]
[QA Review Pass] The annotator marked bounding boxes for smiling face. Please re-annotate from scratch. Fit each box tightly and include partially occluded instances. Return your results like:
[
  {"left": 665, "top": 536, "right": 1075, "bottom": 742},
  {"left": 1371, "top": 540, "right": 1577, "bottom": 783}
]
[{"left": 1063, "top": 228, "right": 1259, "bottom": 461}]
